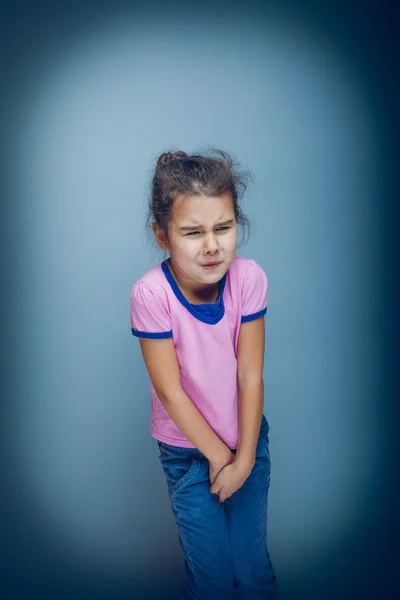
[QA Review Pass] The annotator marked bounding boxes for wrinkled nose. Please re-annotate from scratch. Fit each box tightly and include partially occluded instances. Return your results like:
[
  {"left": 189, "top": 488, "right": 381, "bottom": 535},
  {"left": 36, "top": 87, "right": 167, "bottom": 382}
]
[{"left": 203, "top": 233, "right": 219, "bottom": 255}]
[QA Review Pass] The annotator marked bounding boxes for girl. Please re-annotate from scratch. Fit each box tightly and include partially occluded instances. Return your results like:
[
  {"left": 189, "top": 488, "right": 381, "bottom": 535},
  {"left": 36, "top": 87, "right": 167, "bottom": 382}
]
[{"left": 130, "top": 149, "right": 279, "bottom": 600}]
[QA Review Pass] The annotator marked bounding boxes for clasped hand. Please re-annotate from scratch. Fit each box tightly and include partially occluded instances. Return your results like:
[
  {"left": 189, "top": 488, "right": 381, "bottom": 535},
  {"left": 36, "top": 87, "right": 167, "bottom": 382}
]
[{"left": 209, "top": 458, "right": 254, "bottom": 503}]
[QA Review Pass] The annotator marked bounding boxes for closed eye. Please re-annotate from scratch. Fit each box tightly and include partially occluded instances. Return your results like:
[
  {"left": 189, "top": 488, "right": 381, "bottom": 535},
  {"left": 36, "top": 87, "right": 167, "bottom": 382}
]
[{"left": 184, "top": 226, "right": 231, "bottom": 236}]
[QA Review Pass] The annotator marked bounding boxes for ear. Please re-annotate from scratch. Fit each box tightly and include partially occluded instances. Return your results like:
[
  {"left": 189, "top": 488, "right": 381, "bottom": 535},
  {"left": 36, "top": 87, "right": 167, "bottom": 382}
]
[{"left": 152, "top": 223, "right": 169, "bottom": 251}]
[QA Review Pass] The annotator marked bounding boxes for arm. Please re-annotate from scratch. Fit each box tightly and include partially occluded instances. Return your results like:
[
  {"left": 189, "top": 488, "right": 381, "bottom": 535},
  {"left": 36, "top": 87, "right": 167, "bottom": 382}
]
[
  {"left": 235, "top": 315, "right": 266, "bottom": 469},
  {"left": 210, "top": 315, "right": 265, "bottom": 501},
  {"left": 139, "top": 337, "right": 233, "bottom": 469}
]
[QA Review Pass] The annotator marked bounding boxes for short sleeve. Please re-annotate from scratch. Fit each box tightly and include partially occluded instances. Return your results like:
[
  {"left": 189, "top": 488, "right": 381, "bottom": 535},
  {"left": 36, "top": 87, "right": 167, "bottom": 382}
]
[
  {"left": 130, "top": 281, "right": 172, "bottom": 339},
  {"left": 241, "top": 260, "right": 268, "bottom": 323}
]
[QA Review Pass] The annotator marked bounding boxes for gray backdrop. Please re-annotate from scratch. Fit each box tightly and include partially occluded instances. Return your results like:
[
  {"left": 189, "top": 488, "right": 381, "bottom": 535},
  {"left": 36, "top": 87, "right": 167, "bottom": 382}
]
[{"left": 1, "top": 1, "right": 397, "bottom": 599}]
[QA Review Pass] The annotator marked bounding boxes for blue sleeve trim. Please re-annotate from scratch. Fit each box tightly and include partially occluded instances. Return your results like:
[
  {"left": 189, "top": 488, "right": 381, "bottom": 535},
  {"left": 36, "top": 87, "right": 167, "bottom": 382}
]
[
  {"left": 131, "top": 328, "right": 173, "bottom": 339},
  {"left": 241, "top": 307, "right": 267, "bottom": 323}
]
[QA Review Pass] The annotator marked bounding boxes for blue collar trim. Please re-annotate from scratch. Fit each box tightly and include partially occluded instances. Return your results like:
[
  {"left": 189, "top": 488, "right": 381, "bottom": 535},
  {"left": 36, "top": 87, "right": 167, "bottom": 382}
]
[{"left": 161, "top": 260, "right": 226, "bottom": 325}]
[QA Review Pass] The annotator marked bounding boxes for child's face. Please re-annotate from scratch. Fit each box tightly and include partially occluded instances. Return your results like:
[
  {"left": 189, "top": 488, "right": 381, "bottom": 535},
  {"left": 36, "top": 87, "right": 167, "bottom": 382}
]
[{"left": 161, "top": 192, "right": 237, "bottom": 289}]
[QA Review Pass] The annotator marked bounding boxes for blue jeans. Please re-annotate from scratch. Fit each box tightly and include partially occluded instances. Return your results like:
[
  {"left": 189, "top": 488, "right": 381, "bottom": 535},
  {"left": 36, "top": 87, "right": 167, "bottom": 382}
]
[{"left": 158, "top": 415, "right": 279, "bottom": 599}]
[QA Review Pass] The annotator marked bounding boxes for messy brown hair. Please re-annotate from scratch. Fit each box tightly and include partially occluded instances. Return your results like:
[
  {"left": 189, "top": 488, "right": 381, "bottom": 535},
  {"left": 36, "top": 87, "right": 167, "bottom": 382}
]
[{"left": 146, "top": 148, "right": 251, "bottom": 247}]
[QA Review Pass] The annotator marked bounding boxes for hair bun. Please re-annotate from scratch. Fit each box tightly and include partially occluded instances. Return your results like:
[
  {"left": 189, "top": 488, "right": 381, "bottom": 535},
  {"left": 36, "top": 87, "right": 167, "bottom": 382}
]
[{"left": 157, "top": 151, "right": 188, "bottom": 165}]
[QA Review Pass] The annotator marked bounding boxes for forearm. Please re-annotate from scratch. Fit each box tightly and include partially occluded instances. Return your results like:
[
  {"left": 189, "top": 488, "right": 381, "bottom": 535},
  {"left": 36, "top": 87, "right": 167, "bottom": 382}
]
[
  {"left": 235, "top": 377, "right": 264, "bottom": 468},
  {"left": 160, "top": 389, "right": 232, "bottom": 464}
]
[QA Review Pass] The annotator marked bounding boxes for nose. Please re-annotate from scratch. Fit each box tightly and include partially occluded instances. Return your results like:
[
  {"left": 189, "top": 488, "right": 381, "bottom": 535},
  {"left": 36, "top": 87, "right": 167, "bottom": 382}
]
[{"left": 203, "top": 232, "right": 219, "bottom": 255}]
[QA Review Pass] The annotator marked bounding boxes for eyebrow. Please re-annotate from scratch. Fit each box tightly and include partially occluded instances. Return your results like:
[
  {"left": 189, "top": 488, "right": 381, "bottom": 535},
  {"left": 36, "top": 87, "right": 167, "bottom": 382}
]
[{"left": 179, "top": 219, "right": 235, "bottom": 232}]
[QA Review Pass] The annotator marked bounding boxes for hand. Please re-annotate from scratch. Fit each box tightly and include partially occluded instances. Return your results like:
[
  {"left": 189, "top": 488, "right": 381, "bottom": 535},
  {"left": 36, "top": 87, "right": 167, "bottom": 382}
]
[
  {"left": 209, "top": 459, "right": 254, "bottom": 503},
  {"left": 209, "top": 449, "right": 235, "bottom": 486}
]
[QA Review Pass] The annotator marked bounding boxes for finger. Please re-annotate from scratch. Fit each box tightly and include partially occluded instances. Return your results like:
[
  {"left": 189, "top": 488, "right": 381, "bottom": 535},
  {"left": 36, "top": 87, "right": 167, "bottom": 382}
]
[
  {"left": 219, "top": 489, "right": 232, "bottom": 503},
  {"left": 210, "top": 482, "right": 223, "bottom": 495},
  {"left": 209, "top": 474, "right": 220, "bottom": 488}
]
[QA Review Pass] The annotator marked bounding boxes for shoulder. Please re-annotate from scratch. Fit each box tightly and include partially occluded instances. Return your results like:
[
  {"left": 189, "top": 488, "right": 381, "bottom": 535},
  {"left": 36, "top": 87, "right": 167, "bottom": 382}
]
[
  {"left": 229, "top": 257, "right": 268, "bottom": 322},
  {"left": 130, "top": 264, "right": 172, "bottom": 338},
  {"left": 229, "top": 256, "right": 267, "bottom": 287},
  {"left": 129, "top": 263, "right": 170, "bottom": 318},
  {"left": 130, "top": 264, "right": 169, "bottom": 303}
]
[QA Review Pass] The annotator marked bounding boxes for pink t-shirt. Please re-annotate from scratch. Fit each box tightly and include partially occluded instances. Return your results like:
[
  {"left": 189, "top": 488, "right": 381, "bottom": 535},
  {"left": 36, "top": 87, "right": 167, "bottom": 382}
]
[{"left": 130, "top": 256, "right": 268, "bottom": 448}]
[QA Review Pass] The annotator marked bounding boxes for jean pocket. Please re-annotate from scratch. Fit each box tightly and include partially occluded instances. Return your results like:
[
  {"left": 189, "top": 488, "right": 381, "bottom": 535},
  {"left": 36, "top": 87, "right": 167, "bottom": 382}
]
[{"left": 158, "top": 443, "right": 200, "bottom": 498}]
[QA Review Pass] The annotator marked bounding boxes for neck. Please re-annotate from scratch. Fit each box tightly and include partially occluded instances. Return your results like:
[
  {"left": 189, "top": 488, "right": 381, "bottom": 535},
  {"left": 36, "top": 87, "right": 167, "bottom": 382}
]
[{"left": 167, "top": 259, "right": 219, "bottom": 304}]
